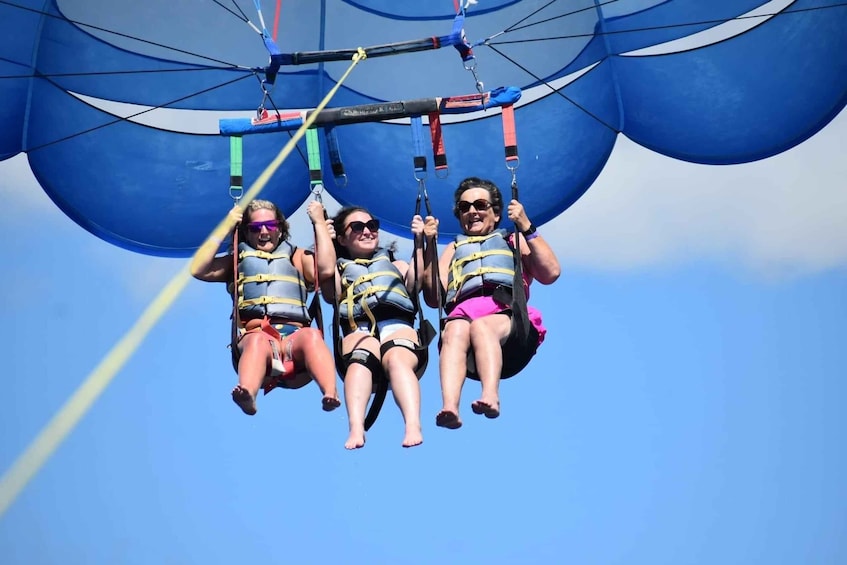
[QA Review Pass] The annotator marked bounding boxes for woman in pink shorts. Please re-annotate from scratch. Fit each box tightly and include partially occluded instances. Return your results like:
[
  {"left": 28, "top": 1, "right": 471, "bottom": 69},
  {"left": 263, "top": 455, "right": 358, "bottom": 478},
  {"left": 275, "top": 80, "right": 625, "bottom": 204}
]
[{"left": 422, "top": 177, "right": 561, "bottom": 429}]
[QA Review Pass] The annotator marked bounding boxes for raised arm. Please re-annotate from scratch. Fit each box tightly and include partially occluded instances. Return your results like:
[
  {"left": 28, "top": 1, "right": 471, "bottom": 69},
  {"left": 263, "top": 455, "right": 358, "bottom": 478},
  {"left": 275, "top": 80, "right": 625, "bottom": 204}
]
[
  {"left": 189, "top": 205, "right": 241, "bottom": 283},
  {"left": 420, "top": 215, "right": 445, "bottom": 309},
  {"left": 309, "top": 201, "right": 337, "bottom": 283},
  {"left": 507, "top": 199, "right": 561, "bottom": 285},
  {"left": 297, "top": 201, "right": 337, "bottom": 291},
  {"left": 321, "top": 215, "right": 341, "bottom": 303},
  {"left": 405, "top": 214, "right": 427, "bottom": 295}
]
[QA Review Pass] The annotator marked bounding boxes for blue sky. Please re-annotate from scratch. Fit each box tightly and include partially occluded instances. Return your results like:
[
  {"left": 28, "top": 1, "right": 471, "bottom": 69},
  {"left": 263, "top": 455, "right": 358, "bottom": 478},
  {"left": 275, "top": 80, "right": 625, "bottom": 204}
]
[
  {"left": 2, "top": 2, "right": 847, "bottom": 563},
  {"left": 2, "top": 107, "right": 845, "bottom": 564}
]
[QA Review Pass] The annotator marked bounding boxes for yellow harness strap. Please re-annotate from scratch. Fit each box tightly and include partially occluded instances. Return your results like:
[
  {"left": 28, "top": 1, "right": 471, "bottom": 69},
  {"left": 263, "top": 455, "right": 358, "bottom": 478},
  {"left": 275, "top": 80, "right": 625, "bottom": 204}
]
[
  {"left": 342, "top": 269, "right": 407, "bottom": 334},
  {"left": 238, "top": 295, "right": 307, "bottom": 308},
  {"left": 237, "top": 248, "right": 307, "bottom": 309},
  {"left": 448, "top": 249, "right": 515, "bottom": 295},
  {"left": 239, "top": 249, "right": 291, "bottom": 260}
]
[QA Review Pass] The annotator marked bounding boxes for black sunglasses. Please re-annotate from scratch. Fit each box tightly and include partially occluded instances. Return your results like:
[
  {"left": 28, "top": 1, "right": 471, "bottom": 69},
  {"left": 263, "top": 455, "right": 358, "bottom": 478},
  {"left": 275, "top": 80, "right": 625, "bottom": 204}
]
[
  {"left": 456, "top": 199, "right": 493, "bottom": 213},
  {"left": 346, "top": 219, "right": 380, "bottom": 233}
]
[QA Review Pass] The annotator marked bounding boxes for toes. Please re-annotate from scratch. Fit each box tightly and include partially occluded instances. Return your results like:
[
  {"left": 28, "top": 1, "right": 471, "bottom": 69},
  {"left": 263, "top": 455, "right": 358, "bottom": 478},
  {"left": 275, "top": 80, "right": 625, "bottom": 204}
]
[
  {"left": 322, "top": 396, "right": 341, "bottom": 412},
  {"left": 472, "top": 399, "right": 499, "bottom": 419},
  {"left": 232, "top": 386, "right": 257, "bottom": 416},
  {"left": 435, "top": 410, "right": 462, "bottom": 429}
]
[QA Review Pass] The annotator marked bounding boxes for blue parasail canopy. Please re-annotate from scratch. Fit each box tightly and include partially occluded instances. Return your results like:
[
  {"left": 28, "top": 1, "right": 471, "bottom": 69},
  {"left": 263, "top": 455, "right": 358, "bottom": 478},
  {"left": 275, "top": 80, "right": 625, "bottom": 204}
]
[{"left": 0, "top": 0, "right": 844, "bottom": 256}]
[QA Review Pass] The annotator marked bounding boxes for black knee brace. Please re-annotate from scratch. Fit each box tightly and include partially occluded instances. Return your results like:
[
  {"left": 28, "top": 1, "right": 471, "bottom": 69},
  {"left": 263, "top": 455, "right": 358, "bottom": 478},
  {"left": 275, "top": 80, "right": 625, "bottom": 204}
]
[
  {"left": 343, "top": 348, "right": 383, "bottom": 382},
  {"left": 381, "top": 338, "right": 428, "bottom": 379}
]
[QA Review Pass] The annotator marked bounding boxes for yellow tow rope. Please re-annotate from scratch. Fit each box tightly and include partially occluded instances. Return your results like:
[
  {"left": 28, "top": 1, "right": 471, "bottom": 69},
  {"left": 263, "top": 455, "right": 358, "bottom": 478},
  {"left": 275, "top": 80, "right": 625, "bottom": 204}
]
[{"left": 0, "top": 49, "right": 369, "bottom": 519}]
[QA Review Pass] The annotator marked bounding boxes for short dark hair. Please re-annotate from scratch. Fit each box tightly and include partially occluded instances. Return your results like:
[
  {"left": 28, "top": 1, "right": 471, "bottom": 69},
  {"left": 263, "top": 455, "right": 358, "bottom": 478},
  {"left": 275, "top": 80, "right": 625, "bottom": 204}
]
[
  {"left": 453, "top": 177, "right": 504, "bottom": 228},
  {"left": 331, "top": 205, "right": 370, "bottom": 259},
  {"left": 331, "top": 205, "right": 397, "bottom": 259}
]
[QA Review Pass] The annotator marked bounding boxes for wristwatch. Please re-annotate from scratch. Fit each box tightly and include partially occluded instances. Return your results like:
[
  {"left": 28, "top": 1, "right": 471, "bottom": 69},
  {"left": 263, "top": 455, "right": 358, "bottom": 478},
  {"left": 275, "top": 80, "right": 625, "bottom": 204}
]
[{"left": 522, "top": 223, "right": 537, "bottom": 237}]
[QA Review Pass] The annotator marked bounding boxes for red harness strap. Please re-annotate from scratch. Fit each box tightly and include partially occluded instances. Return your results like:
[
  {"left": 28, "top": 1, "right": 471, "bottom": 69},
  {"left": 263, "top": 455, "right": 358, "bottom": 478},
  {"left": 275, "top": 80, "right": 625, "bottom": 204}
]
[{"left": 238, "top": 317, "right": 299, "bottom": 394}]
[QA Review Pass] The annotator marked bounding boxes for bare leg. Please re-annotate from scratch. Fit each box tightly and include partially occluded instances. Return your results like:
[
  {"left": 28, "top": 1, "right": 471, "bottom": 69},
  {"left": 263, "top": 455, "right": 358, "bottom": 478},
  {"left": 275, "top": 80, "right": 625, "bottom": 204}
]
[
  {"left": 436, "top": 319, "right": 470, "bottom": 429},
  {"left": 340, "top": 333, "right": 380, "bottom": 449},
  {"left": 468, "top": 314, "right": 511, "bottom": 419},
  {"left": 233, "top": 333, "right": 272, "bottom": 415},
  {"left": 343, "top": 365, "right": 372, "bottom": 449},
  {"left": 382, "top": 331, "right": 423, "bottom": 447},
  {"left": 288, "top": 328, "right": 340, "bottom": 411}
]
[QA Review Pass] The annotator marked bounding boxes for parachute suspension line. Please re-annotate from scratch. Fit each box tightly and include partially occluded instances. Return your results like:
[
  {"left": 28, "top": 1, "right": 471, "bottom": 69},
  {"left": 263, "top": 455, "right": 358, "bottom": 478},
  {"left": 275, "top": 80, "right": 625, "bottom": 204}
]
[
  {"left": 502, "top": 0, "right": 619, "bottom": 34},
  {"left": 0, "top": 49, "right": 368, "bottom": 521},
  {"left": 26, "top": 72, "right": 255, "bottom": 154},
  {"left": 252, "top": 0, "right": 270, "bottom": 34},
  {"left": 251, "top": 0, "right": 286, "bottom": 92},
  {"left": 272, "top": 0, "right": 283, "bottom": 41},
  {"left": 497, "top": 3, "right": 847, "bottom": 40},
  {"left": 7, "top": 2, "right": 251, "bottom": 69},
  {"left": 465, "top": 0, "right": 613, "bottom": 49},
  {"left": 451, "top": 4, "right": 485, "bottom": 94},
  {"left": 229, "top": 136, "right": 244, "bottom": 204},
  {"left": 487, "top": 43, "right": 619, "bottom": 133},
  {"left": 211, "top": 0, "right": 251, "bottom": 26}
]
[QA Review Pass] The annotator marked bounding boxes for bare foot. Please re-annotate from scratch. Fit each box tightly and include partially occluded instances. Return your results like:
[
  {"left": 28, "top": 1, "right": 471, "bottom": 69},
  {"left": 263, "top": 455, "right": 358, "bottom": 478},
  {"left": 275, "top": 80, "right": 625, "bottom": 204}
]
[
  {"left": 435, "top": 409, "right": 462, "bottom": 429},
  {"left": 322, "top": 396, "right": 341, "bottom": 412},
  {"left": 471, "top": 399, "right": 500, "bottom": 419},
  {"left": 232, "top": 385, "right": 257, "bottom": 416},
  {"left": 402, "top": 426, "right": 423, "bottom": 448},
  {"left": 345, "top": 430, "right": 366, "bottom": 450}
]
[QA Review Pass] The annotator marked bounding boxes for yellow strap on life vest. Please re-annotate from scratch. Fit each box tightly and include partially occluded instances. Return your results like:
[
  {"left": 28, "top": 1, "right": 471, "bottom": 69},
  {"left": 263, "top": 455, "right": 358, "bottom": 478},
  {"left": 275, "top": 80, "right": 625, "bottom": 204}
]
[
  {"left": 238, "top": 295, "right": 307, "bottom": 308},
  {"left": 239, "top": 249, "right": 292, "bottom": 261},
  {"left": 342, "top": 270, "right": 407, "bottom": 334},
  {"left": 239, "top": 273, "right": 306, "bottom": 286},
  {"left": 344, "top": 285, "right": 410, "bottom": 333},
  {"left": 448, "top": 249, "right": 515, "bottom": 293},
  {"left": 454, "top": 233, "right": 504, "bottom": 250}
]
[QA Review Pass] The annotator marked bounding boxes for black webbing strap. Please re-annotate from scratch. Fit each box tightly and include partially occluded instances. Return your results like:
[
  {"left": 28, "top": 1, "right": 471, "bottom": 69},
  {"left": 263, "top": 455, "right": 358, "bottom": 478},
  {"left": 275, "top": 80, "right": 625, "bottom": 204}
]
[
  {"left": 503, "top": 176, "right": 534, "bottom": 379},
  {"left": 230, "top": 224, "right": 242, "bottom": 373},
  {"left": 502, "top": 104, "right": 534, "bottom": 378},
  {"left": 363, "top": 369, "right": 388, "bottom": 431},
  {"left": 413, "top": 179, "right": 438, "bottom": 360}
]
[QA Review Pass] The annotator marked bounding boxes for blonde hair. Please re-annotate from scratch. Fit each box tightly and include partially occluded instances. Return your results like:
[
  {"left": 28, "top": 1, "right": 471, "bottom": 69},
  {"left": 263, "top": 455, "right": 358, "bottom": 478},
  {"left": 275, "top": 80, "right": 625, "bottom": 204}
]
[{"left": 238, "top": 199, "right": 291, "bottom": 241}]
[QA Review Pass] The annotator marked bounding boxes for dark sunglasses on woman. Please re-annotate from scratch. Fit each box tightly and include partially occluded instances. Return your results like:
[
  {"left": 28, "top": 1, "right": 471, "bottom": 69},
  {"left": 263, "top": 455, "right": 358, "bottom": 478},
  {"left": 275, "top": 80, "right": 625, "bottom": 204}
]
[
  {"left": 456, "top": 199, "right": 492, "bottom": 214},
  {"left": 346, "top": 219, "right": 380, "bottom": 233}
]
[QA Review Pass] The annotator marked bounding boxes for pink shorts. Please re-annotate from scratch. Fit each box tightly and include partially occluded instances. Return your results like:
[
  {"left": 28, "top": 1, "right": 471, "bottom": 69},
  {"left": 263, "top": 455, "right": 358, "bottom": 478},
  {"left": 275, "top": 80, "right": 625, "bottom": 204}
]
[{"left": 445, "top": 296, "right": 546, "bottom": 346}]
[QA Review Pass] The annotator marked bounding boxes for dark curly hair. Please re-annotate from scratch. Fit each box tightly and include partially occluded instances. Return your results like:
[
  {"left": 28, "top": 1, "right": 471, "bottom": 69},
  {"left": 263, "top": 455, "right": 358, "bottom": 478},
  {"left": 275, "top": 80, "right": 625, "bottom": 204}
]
[
  {"left": 453, "top": 177, "right": 504, "bottom": 229},
  {"left": 331, "top": 205, "right": 397, "bottom": 259}
]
